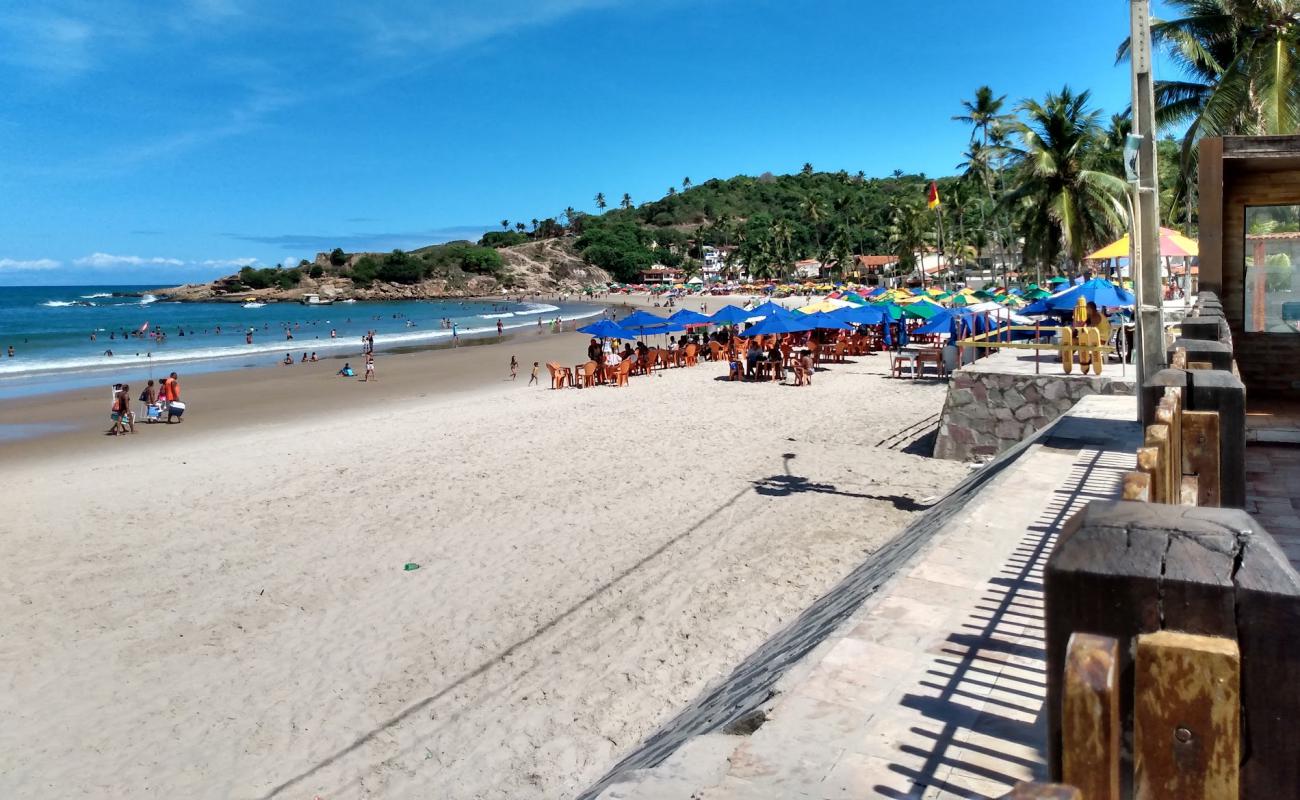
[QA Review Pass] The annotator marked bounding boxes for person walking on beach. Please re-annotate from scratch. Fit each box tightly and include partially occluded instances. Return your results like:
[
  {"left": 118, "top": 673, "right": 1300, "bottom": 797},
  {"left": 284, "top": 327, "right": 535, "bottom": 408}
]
[
  {"left": 163, "top": 372, "right": 183, "bottom": 421},
  {"left": 109, "top": 384, "right": 134, "bottom": 435},
  {"left": 364, "top": 353, "right": 376, "bottom": 381},
  {"left": 496, "top": 319, "right": 504, "bottom": 337},
  {"left": 529, "top": 361, "right": 539, "bottom": 386},
  {"left": 510, "top": 355, "right": 518, "bottom": 380}
]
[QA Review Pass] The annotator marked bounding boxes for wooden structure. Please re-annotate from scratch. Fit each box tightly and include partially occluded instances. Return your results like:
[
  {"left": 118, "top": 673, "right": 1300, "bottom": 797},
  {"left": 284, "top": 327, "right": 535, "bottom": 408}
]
[
  {"left": 1122, "top": 362, "right": 1223, "bottom": 506},
  {"left": 1026, "top": 501, "right": 1300, "bottom": 799},
  {"left": 1198, "top": 135, "right": 1300, "bottom": 398}
]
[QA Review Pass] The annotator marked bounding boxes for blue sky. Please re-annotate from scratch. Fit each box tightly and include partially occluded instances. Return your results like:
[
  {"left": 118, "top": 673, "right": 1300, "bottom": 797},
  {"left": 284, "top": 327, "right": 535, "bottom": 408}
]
[{"left": 0, "top": 0, "right": 1178, "bottom": 285}]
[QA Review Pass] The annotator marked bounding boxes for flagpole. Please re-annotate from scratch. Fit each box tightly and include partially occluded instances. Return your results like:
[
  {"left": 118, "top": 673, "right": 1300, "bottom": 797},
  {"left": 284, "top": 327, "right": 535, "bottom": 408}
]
[{"left": 935, "top": 205, "right": 946, "bottom": 291}]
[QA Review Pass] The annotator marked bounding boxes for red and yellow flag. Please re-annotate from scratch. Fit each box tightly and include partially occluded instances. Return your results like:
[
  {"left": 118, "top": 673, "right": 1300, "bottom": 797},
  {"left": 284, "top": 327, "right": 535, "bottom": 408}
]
[{"left": 926, "top": 181, "right": 941, "bottom": 210}]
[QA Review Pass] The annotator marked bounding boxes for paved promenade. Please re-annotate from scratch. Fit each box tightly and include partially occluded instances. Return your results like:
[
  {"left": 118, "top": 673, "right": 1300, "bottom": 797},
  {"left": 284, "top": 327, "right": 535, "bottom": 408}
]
[{"left": 590, "top": 395, "right": 1139, "bottom": 800}]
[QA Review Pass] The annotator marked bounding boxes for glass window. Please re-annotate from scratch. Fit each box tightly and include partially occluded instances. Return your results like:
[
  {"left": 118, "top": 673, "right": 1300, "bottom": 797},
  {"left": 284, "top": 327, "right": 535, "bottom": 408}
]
[{"left": 1244, "top": 205, "right": 1300, "bottom": 333}]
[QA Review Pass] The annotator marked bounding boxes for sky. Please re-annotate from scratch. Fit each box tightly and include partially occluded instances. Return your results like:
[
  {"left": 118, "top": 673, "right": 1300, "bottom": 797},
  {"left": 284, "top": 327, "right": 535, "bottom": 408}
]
[{"left": 0, "top": 0, "right": 1180, "bottom": 286}]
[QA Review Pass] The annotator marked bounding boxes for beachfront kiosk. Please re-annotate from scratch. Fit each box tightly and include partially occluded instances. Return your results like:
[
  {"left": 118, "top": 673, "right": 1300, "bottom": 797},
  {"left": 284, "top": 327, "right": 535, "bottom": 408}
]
[{"left": 1198, "top": 135, "right": 1300, "bottom": 401}]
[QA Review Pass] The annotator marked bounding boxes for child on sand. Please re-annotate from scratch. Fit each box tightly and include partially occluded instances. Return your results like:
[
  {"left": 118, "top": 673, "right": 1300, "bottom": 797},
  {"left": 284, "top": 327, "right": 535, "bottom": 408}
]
[
  {"left": 510, "top": 355, "right": 518, "bottom": 380},
  {"left": 364, "top": 353, "right": 376, "bottom": 381},
  {"left": 529, "top": 362, "right": 539, "bottom": 386}
]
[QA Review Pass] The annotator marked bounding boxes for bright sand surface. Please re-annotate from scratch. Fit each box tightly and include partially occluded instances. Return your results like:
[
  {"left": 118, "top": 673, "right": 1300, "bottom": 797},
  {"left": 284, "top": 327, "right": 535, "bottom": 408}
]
[{"left": 0, "top": 294, "right": 969, "bottom": 799}]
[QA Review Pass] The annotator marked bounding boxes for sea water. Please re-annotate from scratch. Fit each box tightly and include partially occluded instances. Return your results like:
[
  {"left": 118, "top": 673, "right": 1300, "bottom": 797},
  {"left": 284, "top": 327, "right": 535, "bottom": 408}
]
[{"left": 0, "top": 285, "right": 600, "bottom": 398}]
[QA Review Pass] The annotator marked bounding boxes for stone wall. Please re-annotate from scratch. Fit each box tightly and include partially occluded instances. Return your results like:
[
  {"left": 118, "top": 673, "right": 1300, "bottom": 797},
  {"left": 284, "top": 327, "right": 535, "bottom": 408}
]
[{"left": 934, "top": 366, "right": 1135, "bottom": 461}]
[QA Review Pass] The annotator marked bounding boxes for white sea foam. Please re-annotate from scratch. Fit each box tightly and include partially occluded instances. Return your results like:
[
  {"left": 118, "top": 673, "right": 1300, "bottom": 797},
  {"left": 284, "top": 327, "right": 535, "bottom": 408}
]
[
  {"left": 80, "top": 292, "right": 114, "bottom": 299},
  {"left": 139, "top": 294, "right": 158, "bottom": 305},
  {"left": 41, "top": 300, "right": 82, "bottom": 308},
  {"left": 0, "top": 309, "right": 602, "bottom": 379}
]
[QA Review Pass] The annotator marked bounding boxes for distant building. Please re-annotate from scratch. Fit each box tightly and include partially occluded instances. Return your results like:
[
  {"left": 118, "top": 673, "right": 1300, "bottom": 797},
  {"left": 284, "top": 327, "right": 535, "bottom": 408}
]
[
  {"left": 637, "top": 267, "right": 685, "bottom": 284},
  {"left": 794, "top": 259, "right": 822, "bottom": 279}
]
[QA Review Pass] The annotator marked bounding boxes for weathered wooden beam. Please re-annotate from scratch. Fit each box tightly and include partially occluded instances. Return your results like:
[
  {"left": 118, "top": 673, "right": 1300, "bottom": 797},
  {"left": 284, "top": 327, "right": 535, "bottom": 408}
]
[
  {"left": 1141, "top": 368, "right": 1246, "bottom": 508},
  {"left": 1136, "top": 447, "right": 1162, "bottom": 503},
  {"left": 1123, "top": 471, "right": 1153, "bottom": 502},
  {"left": 1047, "top": 502, "right": 1300, "bottom": 795},
  {"left": 1134, "top": 631, "right": 1240, "bottom": 800},
  {"left": 1157, "top": 389, "right": 1183, "bottom": 504},
  {"left": 1062, "top": 633, "right": 1120, "bottom": 800},
  {"left": 1145, "top": 424, "right": 1173, "bottom": 503},
  {"left": 1182, "top": 411, "right": 1221, "bottom": 507}
]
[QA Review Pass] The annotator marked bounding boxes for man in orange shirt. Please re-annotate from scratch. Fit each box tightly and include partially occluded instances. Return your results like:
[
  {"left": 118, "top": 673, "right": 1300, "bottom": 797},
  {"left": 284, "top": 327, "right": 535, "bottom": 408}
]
[{"left": 164, "top": 372, "right": 183, "bottom": 423}]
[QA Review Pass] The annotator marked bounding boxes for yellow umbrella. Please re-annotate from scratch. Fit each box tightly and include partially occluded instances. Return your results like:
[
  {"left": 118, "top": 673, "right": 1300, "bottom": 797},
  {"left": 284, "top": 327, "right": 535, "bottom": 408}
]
[
  {"left": 1087, "top": 227, "right": 1198, "bottom": 259},
  {"left": 797, "top": 298, "right": 853, "bottom": 313}
]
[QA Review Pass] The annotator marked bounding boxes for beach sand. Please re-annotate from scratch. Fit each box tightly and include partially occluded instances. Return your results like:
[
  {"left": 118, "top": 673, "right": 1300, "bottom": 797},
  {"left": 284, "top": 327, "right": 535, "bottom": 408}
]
[{"left": 0, "top": 295, "right": 968, "bottom": 799}]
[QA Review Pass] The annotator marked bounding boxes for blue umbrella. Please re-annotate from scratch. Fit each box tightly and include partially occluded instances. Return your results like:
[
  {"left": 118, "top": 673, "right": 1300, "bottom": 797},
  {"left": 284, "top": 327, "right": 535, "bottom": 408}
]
[
  {"left": 871, "top": 301, "right": 906, "bottom": 321},
  {"left": 619, "top": 310, "right": 670, "bottom": 329},
  {"left": 667, "top": 308, "right": 712, "bottom": 326},
  {"left": 1045, "top": 278, "right": 1135, "bottom": 311},
  {"left": 708, "top": 305, "right": 752, "bottom": 325},
  {"left": 578, "top": 319, "right": 640, "bottom": 339},
  {"left": 832, "top": 305, "right": 887, "bottom": 326},
  {"left": 743, "top": 314, "right": 815, "bottom": 337},
  {"left": 801, "top": 311, "right": 856, "bottom": 330},
  {"left": 913, "top": 309, "right": 956, "bottom": 336},
  {"left": 631, "top": 321, "right": 686, "bottom": 335},
  {"left": 750, "top": 300, "right": 796, "bottom": 320}
]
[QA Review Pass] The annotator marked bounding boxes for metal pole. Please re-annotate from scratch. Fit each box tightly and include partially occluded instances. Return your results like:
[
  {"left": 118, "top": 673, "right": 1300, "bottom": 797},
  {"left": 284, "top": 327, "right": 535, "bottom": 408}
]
[{"left": 1130, "top": 0, "right": 1166, "bottom": 425}]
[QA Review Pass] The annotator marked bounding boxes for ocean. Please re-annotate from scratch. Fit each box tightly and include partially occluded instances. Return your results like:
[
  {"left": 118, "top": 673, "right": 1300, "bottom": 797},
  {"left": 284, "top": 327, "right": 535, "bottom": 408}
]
[{"left": 0, "top": 285, "right": 600, "bottom": 398}]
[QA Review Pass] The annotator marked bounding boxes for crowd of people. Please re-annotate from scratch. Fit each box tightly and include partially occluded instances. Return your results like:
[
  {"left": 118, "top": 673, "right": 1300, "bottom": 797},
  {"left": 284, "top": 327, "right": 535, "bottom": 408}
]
[{"left": 107, "top": 371, "right": 184, "bottom": 436}]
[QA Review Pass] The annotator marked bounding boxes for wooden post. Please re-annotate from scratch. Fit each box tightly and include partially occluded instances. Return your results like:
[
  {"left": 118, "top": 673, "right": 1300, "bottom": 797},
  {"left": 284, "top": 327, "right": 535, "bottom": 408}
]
[
  {"left": 1063, "top": 633, "right": 1121, "bottom": 800},
  {"left": 1046, "top": 502, "right": 1300, "bottom": 795},
  {"left": 1134, "top": 631, "right": 1240, "bottom": 800},
  {"left": 1136, "top": 446, "right": 1161, "bottom": 502},
  {"left": 1182, "top": 411, "right": 1221, "bottom": 507},
  {"left": 1123, "top": 471, "right": 1153, "bottom": 502},
  {"left": 1145, "top": 425, "right": 1172, "bottom": 503}
]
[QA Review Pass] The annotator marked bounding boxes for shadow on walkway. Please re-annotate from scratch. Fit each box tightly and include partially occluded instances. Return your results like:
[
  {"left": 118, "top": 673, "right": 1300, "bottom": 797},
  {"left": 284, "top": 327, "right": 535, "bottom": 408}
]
[{"left": 874, "top": 446, "right": 1134, "bottom": 798}]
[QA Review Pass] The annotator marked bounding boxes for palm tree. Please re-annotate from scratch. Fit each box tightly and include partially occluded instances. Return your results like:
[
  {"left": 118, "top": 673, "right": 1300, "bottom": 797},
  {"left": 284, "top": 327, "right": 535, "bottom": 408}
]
[
  {"left": 682, "top": 177, "right": 692, "bottom": 192},
  {"left": 620, "top": 193, "right": 633, "bottom": 210},
  {"left": 954, "top": 86, "right": 1008, "bottom": 149},
  {"left": 531, "top": 218, "right": 539, "bottom": 234},
  {"left": 800, "top": 162, "right": 814, "bottom": 177},
  {"left": 1003, "top": 86, "right": 1129, "bottom": 273},
  {"left": 1118, "top": 0, "right": 1300, "bottom": 222},
  {"left": 1121, "top": 1, "right": 1300, "bottom": 143},
  {"left": 885, "top": 199, "right": 933, "bottom": 280},
  {"left": 955, "top": 86, "right": 1013, "bottom": 286},
  {"left": 667, "top": 187, "right": 677, "bottom": 197},
  {"left": 563, "top": 206, "right": 579, "bottom": 232},
  {"left": 594, "top": 192, "right": 607, "bottom": 214},
  {"left": 500, "top": 219, "right": 510, "bottom": 231},
  {"left": 800, "top": 195, "right": 826, "bottom": 264},
  {"left": 515, "top": 222, "right": 526, "bottom": 233}
]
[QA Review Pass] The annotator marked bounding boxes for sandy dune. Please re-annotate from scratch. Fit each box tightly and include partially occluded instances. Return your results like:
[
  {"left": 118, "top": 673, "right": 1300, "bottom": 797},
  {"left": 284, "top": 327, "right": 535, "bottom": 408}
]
[{"left": 0, "top": 340, "right": 966, "bottom": 799}]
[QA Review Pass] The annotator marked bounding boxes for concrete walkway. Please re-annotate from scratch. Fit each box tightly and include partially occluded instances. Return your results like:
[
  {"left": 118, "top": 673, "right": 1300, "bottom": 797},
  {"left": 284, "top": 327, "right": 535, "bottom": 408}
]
[{"left": 589, "top": 395, "right": 1139, "bottom": 800}]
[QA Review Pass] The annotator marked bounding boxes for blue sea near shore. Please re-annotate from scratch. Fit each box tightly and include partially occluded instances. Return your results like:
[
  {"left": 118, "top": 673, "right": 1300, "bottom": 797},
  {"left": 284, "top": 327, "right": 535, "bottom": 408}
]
[{"left": 0, "top": 285, "right": 601, "bottom": 399}]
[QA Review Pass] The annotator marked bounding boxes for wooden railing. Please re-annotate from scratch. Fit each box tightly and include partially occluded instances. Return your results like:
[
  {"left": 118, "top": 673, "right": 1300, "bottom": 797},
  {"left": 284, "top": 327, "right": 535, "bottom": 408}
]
[
  {"left": 1025, "top": 501, "right": 1300, "bottom": 800},
  {"left": 954, "top": 321, "right": 1113, "bottom": 375},
  {"left": 1018, "top": 294, "right": 1299, "bottom": 798},
  {"left": 1122, "top": 356, "right": 1222, "bottom": 506}
]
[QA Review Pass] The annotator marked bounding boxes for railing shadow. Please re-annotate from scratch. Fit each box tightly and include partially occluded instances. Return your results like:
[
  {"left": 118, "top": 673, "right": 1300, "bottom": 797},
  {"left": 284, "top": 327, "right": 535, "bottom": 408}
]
[{"left": 872, "top": 446, "right": 1133, "bottom": 798}]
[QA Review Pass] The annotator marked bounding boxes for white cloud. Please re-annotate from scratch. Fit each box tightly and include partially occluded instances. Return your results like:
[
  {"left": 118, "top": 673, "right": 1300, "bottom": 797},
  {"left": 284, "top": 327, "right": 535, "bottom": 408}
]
[
  {"left": 74, "top": 252, "right": 186, "bottom": 267},
  {"left": 201, "top": 257, "right": 262, "bottom": 268},
  {"left": 0, "top": 257, "right": 62, "bottom": 271}
]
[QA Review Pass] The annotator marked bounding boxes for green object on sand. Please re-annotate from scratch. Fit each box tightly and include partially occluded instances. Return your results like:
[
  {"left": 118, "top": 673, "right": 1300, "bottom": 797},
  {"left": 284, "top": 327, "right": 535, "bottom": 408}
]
[{"left": 404, "top": 563, "right": 420, "bottom": 571}]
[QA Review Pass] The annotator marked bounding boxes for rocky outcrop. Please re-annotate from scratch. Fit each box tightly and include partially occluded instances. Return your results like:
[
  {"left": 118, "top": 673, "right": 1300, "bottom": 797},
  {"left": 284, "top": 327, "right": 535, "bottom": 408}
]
[{"left": 155, "top": 238, "right": 610, "bottom": 302}]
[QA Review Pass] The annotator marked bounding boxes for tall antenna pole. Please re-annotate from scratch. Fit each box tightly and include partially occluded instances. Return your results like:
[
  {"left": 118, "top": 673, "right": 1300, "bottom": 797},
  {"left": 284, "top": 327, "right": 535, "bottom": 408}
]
[{"left": 1129, "top": 0, "right": 1166, "bottom": 423}]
